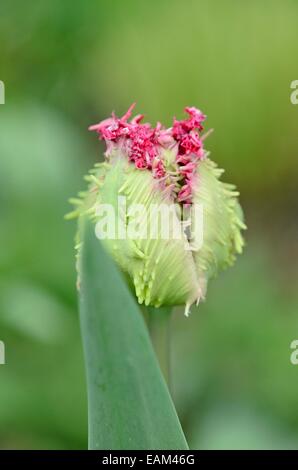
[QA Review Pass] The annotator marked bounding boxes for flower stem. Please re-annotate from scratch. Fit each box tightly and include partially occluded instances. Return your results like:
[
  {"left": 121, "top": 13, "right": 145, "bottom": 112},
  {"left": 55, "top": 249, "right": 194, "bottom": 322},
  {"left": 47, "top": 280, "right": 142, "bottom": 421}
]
[{"left": 147, "top": 306, "right": 173, "bottom": 392}]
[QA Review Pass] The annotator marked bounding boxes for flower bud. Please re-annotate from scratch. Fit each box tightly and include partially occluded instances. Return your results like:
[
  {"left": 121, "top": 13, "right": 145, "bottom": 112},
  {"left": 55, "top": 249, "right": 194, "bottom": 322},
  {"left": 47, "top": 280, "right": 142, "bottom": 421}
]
[{"left": 68, "top": 105, "right": 245, "bottom": 315}]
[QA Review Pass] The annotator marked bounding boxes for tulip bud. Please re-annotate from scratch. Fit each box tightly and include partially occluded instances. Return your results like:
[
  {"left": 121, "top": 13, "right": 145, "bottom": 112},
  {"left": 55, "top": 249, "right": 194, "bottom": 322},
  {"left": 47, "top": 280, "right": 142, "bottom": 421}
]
[{"left": 68, "top": 104, "right": 245, "bottom": 315}]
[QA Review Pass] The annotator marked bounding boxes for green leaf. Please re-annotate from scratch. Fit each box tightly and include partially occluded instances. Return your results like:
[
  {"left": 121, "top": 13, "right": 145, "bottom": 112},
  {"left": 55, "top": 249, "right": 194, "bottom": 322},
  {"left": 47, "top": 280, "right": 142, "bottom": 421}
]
[{"left": 79, "top": 220, "right": 188, "bottom": 450}]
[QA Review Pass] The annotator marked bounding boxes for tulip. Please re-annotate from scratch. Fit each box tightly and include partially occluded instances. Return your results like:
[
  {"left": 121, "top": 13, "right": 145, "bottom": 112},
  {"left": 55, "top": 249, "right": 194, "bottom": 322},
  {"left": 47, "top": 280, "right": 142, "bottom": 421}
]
[{"left": 68, "top": 105, "right": 245, "bottom": 315}]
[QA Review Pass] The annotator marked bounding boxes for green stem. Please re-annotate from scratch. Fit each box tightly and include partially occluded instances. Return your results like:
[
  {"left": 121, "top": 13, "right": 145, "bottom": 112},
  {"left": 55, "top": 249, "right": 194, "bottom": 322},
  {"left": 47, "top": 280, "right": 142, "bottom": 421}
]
[{"left": 147, "top": 306, "right": 173, "bottom": 391}]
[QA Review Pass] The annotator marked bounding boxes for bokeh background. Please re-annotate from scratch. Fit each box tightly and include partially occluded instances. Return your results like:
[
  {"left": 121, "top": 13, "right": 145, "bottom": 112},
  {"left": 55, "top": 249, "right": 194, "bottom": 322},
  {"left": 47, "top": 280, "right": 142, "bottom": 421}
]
[{"left": 0, "top": 0, "right": 298, "bottom": 449}]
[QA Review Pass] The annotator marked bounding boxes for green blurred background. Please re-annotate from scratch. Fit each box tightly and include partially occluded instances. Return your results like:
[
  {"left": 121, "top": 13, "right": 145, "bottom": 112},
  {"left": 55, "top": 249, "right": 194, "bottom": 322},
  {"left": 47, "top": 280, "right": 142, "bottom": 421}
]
[{"left": 0, "top": 0, "right": 298, "bottom": 449}]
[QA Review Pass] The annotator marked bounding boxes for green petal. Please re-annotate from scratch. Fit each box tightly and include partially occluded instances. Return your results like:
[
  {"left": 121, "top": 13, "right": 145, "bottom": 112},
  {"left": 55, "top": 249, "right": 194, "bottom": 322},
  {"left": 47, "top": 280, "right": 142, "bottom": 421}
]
[
  {"left": 191, "top": 157, "right": 246, "bottom": 284},
  {"left": 119, "top": 165, "right": 199, "bottom": 307}
]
